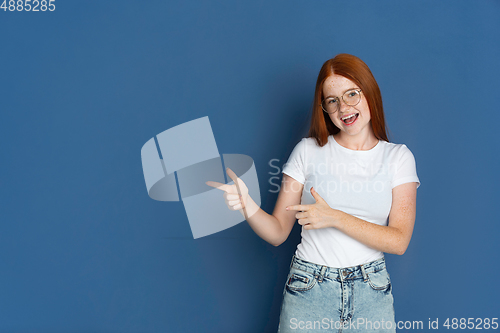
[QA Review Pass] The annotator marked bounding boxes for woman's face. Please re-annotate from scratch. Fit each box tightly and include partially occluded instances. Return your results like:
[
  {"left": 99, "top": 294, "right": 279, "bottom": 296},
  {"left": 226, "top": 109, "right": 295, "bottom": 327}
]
[{"left": 322, "top": 74, "right": 372, "bottom": 138}]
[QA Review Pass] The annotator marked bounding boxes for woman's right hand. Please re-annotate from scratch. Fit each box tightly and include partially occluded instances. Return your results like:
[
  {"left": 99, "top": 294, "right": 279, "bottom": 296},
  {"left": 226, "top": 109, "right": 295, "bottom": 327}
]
[{"left": 206, "top": 167, "right": 249, "bottom": 212}]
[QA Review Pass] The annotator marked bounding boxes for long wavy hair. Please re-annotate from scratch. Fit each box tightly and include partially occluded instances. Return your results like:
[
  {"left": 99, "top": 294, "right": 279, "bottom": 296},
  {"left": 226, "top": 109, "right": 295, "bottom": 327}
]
[{"left": 308, "top": 53, "right": 389, "bottom": 147}]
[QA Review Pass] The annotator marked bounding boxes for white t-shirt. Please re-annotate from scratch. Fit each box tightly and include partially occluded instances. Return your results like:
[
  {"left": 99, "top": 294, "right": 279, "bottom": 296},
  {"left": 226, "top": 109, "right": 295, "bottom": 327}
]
[{"left": 282, "top": 135, "right": 420, "bottom": 268}]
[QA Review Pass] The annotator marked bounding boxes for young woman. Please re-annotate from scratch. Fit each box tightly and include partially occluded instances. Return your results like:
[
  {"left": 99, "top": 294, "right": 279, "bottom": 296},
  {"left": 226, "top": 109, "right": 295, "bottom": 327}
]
[{"left": 207, "top": 53, "right": 420, "bottom": 332}]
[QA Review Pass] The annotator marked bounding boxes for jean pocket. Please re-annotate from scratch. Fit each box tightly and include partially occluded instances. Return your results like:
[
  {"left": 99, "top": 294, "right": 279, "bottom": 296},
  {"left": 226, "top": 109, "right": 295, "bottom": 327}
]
[
  {"left": 367, "top": 268, "right": 391, "bottom": 290},
  {"left": 285, "top": 268, "right": 317, "bottom": 292}
]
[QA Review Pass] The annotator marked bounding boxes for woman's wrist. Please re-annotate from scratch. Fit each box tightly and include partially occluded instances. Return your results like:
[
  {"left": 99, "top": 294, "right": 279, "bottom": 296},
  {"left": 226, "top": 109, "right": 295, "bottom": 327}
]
[
  {"left": 239, "top": 194, "right": 260, "bottom": 220},
  {"left": 327, "top": 209, "right": 344, "bottom": 229}
]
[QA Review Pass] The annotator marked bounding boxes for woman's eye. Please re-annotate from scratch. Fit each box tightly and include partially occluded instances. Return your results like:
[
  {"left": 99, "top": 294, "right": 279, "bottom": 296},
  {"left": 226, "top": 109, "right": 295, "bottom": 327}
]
[
  {"left": 327, "top": 99, "right": 338, "bottom": 104},
  {"left": 347, "top": 91, "right": 358, "bottom": 97}
]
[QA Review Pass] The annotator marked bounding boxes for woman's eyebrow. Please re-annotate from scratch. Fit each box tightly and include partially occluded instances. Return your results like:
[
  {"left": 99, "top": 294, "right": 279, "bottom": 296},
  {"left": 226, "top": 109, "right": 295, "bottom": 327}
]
[
  {"left": 324, "top": 87, "right": 359, "bottom": 99},
  {"left": 342, "top": 87, "right": 359, "bottom": 94}
]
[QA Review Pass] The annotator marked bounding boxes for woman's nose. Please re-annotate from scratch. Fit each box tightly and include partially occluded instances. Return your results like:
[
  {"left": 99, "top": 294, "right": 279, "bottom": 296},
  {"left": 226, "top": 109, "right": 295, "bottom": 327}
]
[{"left": 338, "top": 98, "right": 350, "bottom": 113}]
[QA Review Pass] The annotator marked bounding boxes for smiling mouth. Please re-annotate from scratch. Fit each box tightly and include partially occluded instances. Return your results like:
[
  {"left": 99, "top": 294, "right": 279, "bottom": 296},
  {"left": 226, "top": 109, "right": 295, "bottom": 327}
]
[{"left": 341, "top": 113, "right": 359, "bottom": 125}]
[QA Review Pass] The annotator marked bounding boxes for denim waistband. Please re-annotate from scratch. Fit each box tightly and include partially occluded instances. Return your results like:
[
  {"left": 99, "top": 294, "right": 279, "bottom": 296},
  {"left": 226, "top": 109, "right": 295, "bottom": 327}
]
[{"left": 289, "top": 255, "right": 387, "bottom": 282}]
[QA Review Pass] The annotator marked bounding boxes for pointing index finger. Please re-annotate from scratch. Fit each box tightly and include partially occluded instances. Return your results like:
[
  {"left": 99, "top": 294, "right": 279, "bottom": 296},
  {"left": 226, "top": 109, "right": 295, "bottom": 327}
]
[
  {"left": 286, "top": 204, "right": 309, "bottom": 211},
  {"left": 205, "top": 181, "right": 231, "bottom": 192}
]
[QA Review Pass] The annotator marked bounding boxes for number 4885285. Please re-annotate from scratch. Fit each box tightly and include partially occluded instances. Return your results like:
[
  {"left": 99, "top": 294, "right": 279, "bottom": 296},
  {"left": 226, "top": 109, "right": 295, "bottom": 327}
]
[{"left": 1, "top": 0, "right": 56, "bottom": 11}]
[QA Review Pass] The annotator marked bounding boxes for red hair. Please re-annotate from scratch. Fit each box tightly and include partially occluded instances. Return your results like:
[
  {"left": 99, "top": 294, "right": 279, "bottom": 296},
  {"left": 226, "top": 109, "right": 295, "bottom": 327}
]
[{"left": 308, "top": 54, "right": 389, "bottom": 147}]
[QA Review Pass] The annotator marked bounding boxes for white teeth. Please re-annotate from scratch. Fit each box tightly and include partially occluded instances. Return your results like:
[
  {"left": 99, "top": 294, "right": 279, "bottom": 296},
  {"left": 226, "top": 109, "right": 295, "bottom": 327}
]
[{"left": 341, "top": 114, "right": 357, "bottom": 121}]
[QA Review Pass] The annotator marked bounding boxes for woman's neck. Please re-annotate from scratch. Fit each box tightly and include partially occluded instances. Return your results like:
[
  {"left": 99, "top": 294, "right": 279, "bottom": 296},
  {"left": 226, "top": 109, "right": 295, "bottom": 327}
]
[{"left": 333, "top": 131, "right": 379, "bottom": 151}]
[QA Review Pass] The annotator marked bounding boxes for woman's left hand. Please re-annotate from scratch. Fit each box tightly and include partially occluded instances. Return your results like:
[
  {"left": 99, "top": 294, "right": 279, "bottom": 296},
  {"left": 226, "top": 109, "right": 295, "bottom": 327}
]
[{"left": 286, "top": 187, "right": 340, "bottom": 230}]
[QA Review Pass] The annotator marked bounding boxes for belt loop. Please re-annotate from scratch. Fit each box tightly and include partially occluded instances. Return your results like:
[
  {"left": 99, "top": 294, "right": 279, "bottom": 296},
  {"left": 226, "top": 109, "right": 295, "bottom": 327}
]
[
  {"left": 360, "top": 264, "right": 368, "bottom": 281},
  {"left": 318, "top": 265, "right": 327, "bottom": 283},
  {"left": 290, "top": 255, "right": 295, "bottom": 270}
]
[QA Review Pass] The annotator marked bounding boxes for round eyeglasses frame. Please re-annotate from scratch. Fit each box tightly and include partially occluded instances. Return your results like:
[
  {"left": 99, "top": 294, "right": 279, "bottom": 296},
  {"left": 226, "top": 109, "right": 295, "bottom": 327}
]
[{"left": 321, "top": 89, "right": 363, "bottom": 114}]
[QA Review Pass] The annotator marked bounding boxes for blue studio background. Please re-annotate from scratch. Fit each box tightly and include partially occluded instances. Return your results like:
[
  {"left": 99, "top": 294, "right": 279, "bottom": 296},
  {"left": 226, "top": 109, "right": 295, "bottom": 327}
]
[{"left": 1, "top": 1, "right": 499, "bottom": 332}]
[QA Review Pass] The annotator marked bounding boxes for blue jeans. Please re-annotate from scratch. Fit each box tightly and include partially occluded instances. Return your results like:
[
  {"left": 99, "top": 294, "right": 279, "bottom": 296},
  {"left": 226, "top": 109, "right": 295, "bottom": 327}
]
[{"left": 278, "top": 255, "right": 396, "bottom": 333}]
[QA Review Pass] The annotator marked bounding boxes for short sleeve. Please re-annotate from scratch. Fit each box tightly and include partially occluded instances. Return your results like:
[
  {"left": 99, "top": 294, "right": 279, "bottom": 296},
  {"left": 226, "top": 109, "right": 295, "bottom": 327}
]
[
  {"left": 392, "top": 145, "right": 420, "bottom": 189},
  {"left": 282, "top": 138, "right": 306, "bottom": 184}
]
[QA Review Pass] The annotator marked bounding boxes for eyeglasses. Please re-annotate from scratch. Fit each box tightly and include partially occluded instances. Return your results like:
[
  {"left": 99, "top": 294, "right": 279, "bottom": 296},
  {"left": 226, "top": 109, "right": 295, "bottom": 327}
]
[{"left": 321, "top": 89, "right": 362, "bottom": 114}]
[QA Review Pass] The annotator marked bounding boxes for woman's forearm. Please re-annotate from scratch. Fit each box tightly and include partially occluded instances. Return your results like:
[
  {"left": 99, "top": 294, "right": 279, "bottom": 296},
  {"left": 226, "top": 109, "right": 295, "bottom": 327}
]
[
  {"left": 239, "top": 195, "right": 285, "bottom": 246},
  {"left": 331, "top": 211, "right": 411, "bottom": 255},
  {"left": 287, "top": 187, "right": 415, "bottom": 255}
]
